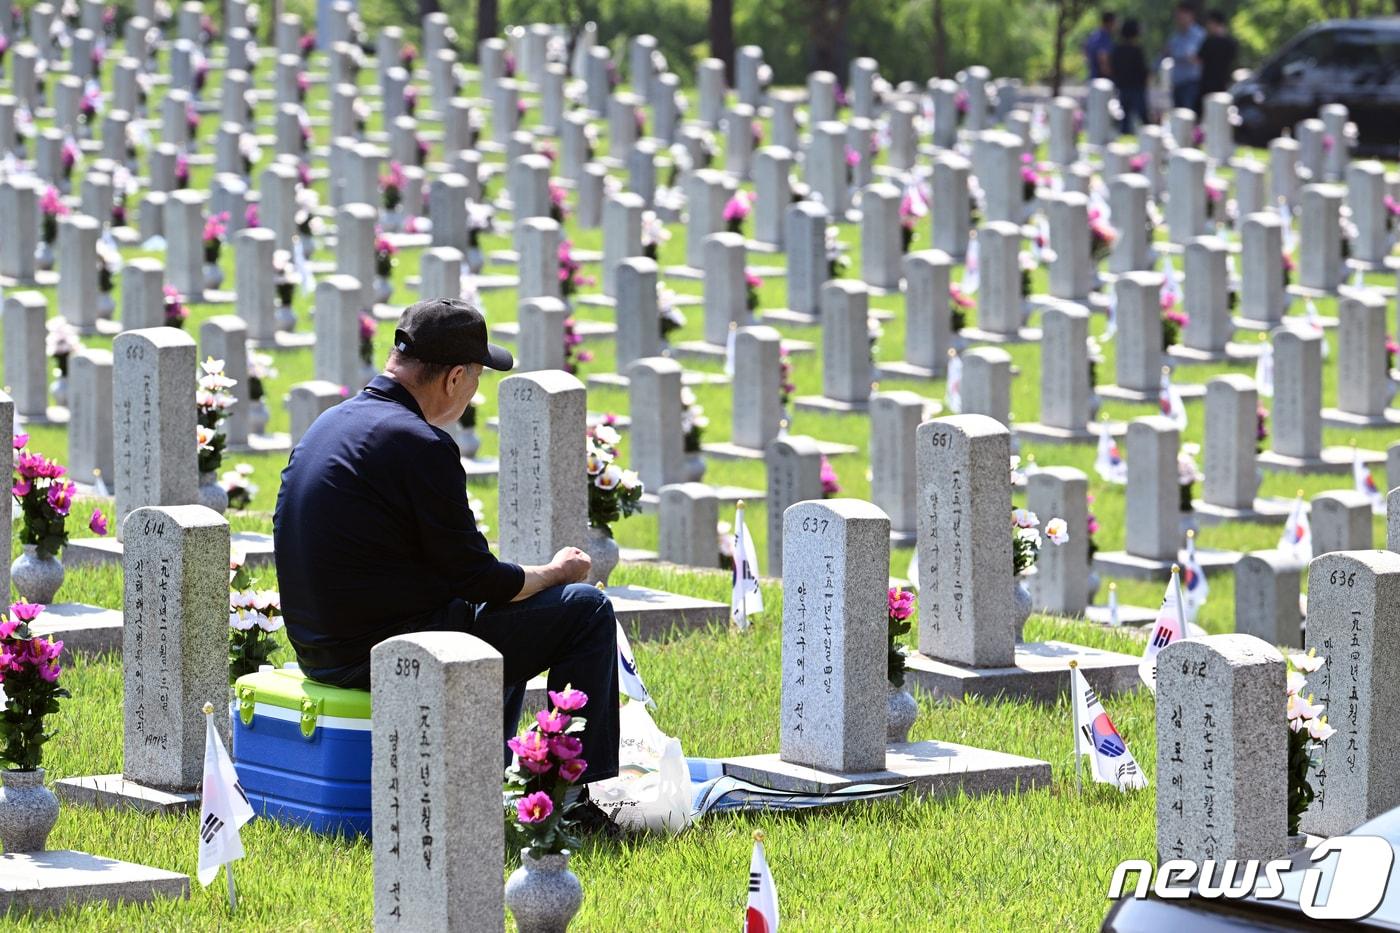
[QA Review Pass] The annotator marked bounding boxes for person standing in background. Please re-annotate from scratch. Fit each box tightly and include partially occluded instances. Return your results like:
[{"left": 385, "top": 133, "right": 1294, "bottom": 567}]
[
  {"left": 1163, "top": 2, "right": 1206, "bottom": 111},
  {"left": 1084, "top": 11, "right": 1117, "bottom": 81},
  {"left": 1197, "top": 10, "right": 1239, "bottom": 110},
  {"left": 1111, "top": 18, "right": 1150, "bottom": 135}
]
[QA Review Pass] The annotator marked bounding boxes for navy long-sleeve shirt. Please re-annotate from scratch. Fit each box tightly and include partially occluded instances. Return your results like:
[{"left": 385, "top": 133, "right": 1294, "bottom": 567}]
[{"left": 273, "top": 374, "right": 524, "bottom": 671}]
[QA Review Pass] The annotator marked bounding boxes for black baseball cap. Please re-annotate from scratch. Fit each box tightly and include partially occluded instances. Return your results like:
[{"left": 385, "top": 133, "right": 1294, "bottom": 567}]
[{"left": 393, "top": 298, "right": 514, "bottom": 371}]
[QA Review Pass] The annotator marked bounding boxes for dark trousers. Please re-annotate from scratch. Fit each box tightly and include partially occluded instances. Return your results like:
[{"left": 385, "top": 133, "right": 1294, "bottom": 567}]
[
  {"left": 303, "top": 583, "right": 621, "bottom": 785},
  {"left": 1118, "top": 86, "right": 1149, "bottom": 135}
]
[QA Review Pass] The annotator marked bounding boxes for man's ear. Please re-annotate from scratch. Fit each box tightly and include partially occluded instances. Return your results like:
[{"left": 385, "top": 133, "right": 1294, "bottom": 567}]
[{"left": 447, "top": 364, "right": 467, "bottom": 390}]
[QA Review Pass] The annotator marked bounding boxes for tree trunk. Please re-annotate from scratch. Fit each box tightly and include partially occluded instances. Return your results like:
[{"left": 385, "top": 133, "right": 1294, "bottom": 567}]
[
  {"left": 1051, "top": 0, "right": 1067, "bottom": 97},
  {"left": 932, "top": 0, "right": 947, "bottom": 79},
  {"left": 709, "top": 0, "right": 735, "bottom": 83},
  {"left": 477, "top": 0, "right": 498, "bottom": 51}
]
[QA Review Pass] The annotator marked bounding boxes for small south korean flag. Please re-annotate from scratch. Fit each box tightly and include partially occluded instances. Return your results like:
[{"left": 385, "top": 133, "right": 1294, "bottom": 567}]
[
  {"left": 615, "top": 620, "right": 654, "bottom": 706},
  {"left": 1138, "top": 568, "right": 1188, "bottom": 693},
  {"left": 731, "top": 502, "right": 764, "bottom": 629},
  {"left": 744, "top": 831, "right": 780, "bottom": 933},
  {"left": 1072, "top": 666, "right": 1148, "bottom": 791},
  {"left": 198, "top": 702, "right": 255, "bottom": 886}
]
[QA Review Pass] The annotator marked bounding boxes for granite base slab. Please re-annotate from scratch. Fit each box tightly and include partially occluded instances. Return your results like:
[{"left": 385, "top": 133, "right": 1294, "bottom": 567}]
[
  {"left": 671, "top": 337, "right": 814, "bottom": 360},
  {"left": 702, "top": 439, "right": 861, "bottom": 460},
  {"left": 722, "top": 739, "right": 1051, "bottom": 798},
  {"left": 874, "top": 360, "right": 942, "bottom": 381},
  {"left": 1092, "top": 547, "right": 1241, "bottom": 581},
  {"left": 251, "top": 330, "right": 318, "bottom": 350},
  {"left": 1258, "top": 446, "right": 1379, "bottom": 475},
  {"left": 1014, "top": 420, "right": 1125, "bottom": 445},
  {"left": 492, "top": 319, "right": 617, "bottom": 341},
  {"left": 230, "top": 432, "right": 292, "bottom": 454},
  {"left": 13, "top": 406, "right": 69, "bottom": 426},
  {"left": 1191, "top": 497, "right": 1294, "bottom": 526},
  {"left": 30, "top": 604, "right": 123, "bottom": 659},
  {"left": 0, "top": 850, "right": 189, "bottom": 915},
  {"left": 605, "top": 584, "right": 728, "bottom": 639},
  {"left": 1168, "top": 341, "right": 1267, "bottom": 363},
  {"left": 586, "top": 370, "right": 731, "bottom": 390},
  {"left": 462, "top": 457, "right": 499, "bottom": 482},
  {"left": 65, "top": 531, "right": 276, "bottom": 569},
  {"left": 1320, "top": 407, "right": 1400, "bottom": 429},
  {"left": 758, "top": 308, "right": 818, "bottom": 327},
  {"left": 1095, "top": 381, "right": 1206, "bottom": 402},
  {"left": 903, "top": 640, "right": 1144, "bottom": 703},
  {"left": 54, "top": 775, "right": 200, "bottom": 815},
  {"left": 1084, "top": 603, "right": 1160, "bottom": 627},
  {"left": 791, "top": 395, "right": 871, "bottom": 415},
  {"left": 959, "top": 326, "right": 1042, "bottom": 345},
  {"left": 638, "top": 486, "right": 762, "bottom": 513}
]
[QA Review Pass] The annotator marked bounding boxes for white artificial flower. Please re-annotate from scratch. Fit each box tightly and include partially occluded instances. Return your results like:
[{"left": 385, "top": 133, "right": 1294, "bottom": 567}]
[
  {"left": 618, "top": 469, "right": 641, "bottom": 491},
  {"left": 1307, "top": 716, "right": 1336, "bottom": 742},
  {"left": 594, "top": 463, "right": 623, "bottom": 490},
  {"left": 592, "top": 425, "right": 621, "bottom": 447},
  {"left": 1289, "top": 649, "right": 1324, "bottom": 673},
  {"left": 1044, "top": 517, "right": 1068, "bottom": 545},
  {"left": 1011, "top": 508, "right": 1039, "bottom": 529},
  {"left": 1286, "top": 671, "right": 1307, "bottom": 696}
]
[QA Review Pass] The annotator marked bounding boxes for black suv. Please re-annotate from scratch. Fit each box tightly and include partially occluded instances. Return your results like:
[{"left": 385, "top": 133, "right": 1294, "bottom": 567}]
[{"left": 1231, "top": 18, "right": 1400, "bottom": 154}]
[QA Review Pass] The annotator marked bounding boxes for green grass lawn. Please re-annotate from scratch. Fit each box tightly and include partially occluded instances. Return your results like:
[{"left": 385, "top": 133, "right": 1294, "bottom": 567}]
[{"left": 1, "top": 42, "right": 1396, "bottom": 931}]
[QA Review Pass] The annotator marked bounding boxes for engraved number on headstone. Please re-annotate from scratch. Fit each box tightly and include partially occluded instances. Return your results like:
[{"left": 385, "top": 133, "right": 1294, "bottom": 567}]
[
  {"left": 928, "top": 429, "right": 951, "bottom": 449},
  {"left": 509, "top": 382, "right": 535, "bottom": 402},
  {"left": 394, "top": 657, "right": 420, "bottom": 678},
  {"left": 800, "top": 517, "right": 829, "bottom": 534},
  {"left": 142, "top": 519, "right": 166, "bottom": 536},
  {"left": 1328, "top": 569, "right": 1357, "bottom": 587}
]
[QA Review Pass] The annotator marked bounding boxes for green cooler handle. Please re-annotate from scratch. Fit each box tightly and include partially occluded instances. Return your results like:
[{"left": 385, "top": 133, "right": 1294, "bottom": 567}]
[
  {"left": 237, "top": 685, "right": 256, "bottom": 726},
  {"left": 299, "top": 697, "right": 322, "bottom": 739}
]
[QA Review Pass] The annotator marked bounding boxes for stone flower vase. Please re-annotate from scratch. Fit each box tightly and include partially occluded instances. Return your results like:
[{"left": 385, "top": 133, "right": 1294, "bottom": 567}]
[
  {"left": 197, "top": 471, "right": 229, "bottom": 514},
  {"left": 0, "top": 768, "right": 60, "bottom": 853},
  {"left": 455, "top": 426, "right": 481, "bottom": 460},
  {"left": 1012, "top": 578, "right": 1034, "bottom": 642},
  {"left": 466, "top": 245, "right": 486, "bottom": 274},
  {"left": 49, "top": 373, "right": 67, "bottom": 408},
  {"left": 276, "top": 305, "right": 297, "bottom": 332},
  {"left": 247, "top": 399, "right": 270, "bottom": 436},
  {"left": 203, "top": 261, "right": 224, "bottom": 291},
  {"left": 683, "top": 453, "right": 706, "bottom": 483},
  {"left": 34, "top": 240, "right": 54, "bottom": 271},
  {"left": 581, "top": 525, "right": 619, "bottom": 587},
  {"left": 1286, "top": 833, "right": 1309, "bottom": 854},
  {"left": 373, "top": 275, "right": 393, "bottom": 305},
  {"left": 11, "top": 545, "right": 64, "bottom": 604},
  {"left": 505, "top": 849, "right": 583, "bottom": 933},
  {"left": 887, "top": 682, "right": 918, "bottom": 744}
]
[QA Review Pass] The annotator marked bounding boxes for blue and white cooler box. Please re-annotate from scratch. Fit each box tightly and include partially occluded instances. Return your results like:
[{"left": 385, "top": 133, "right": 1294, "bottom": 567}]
[{"left": 231, "top": 667, "right": 372, "bottom": 837}]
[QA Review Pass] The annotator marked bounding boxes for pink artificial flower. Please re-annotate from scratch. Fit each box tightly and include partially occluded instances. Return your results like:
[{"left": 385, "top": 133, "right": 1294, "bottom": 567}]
[
  {"left": 12, "top": 433, "right": 27, "bottom": 450},
  {"left": 516, "top": 791, "right": 553, "bottom": 824},
  {"left": 39, "top": 186, "right": 68, "bottom": 217},
  {"left": 518, "top": 755, "right": 554, "bottom": 775},
  {"left": 745, "top": 270, "right": 763, "bottom": 290},
  {"left": 89, "top": 508, "right": 108, "bottom": 536},
  {"left": 46, "top": 481, "right": 75, "bottom": 517},
  {"left": 358, "top": 313, "right": 376, "bottom": 342},
  {"left": 1322, "top": 134, "right": 1335, "bottom": 153},
  {"left": 8, "top": 602, "right": 44, "bottom": 624},
  {"left": 844, "top": 145, "right": 861, "bottom": 168},
  {"left": 245, "top": 204, "right": 260, "bottom": 227},
  {"left": 11, "top": 478, "right": 30, "bottom": 498},
  {"left": 577, "top": 349, "right": 594, "bottom": 363},
  {"left": 887, "top": 587, "right": 914, "bottom": 621},
  {"left": 0, "top": 619, "right": 16, "bottom": 640},
  {"left": 536, "top": 709, "right": 571, "bottom": 733},
  {"left": 722, "top": 193, "right": 751, "bottom": 222},
  {"left": 507, "top": 730, "right": 551, "bottom": 762},
  {"left": 819, "top": 455, "right": 841, "bottom": 496},
  {"left": 548, "top": 686, "right": 588, "bottom": 708},
  {"left": 202, "top": 211, "right": 230, "bottom": 244},
  {"left": 549, "top": 734, "right": 583, "bottom": 760},
  {"left": 558, "top": 758, "right": 587, "bottom": 783}
]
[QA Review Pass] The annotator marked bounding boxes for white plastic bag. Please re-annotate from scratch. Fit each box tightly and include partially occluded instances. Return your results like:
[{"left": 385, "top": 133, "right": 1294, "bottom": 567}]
[{"left": 589, "top": 701, "right": 691, "bottom": 835}]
